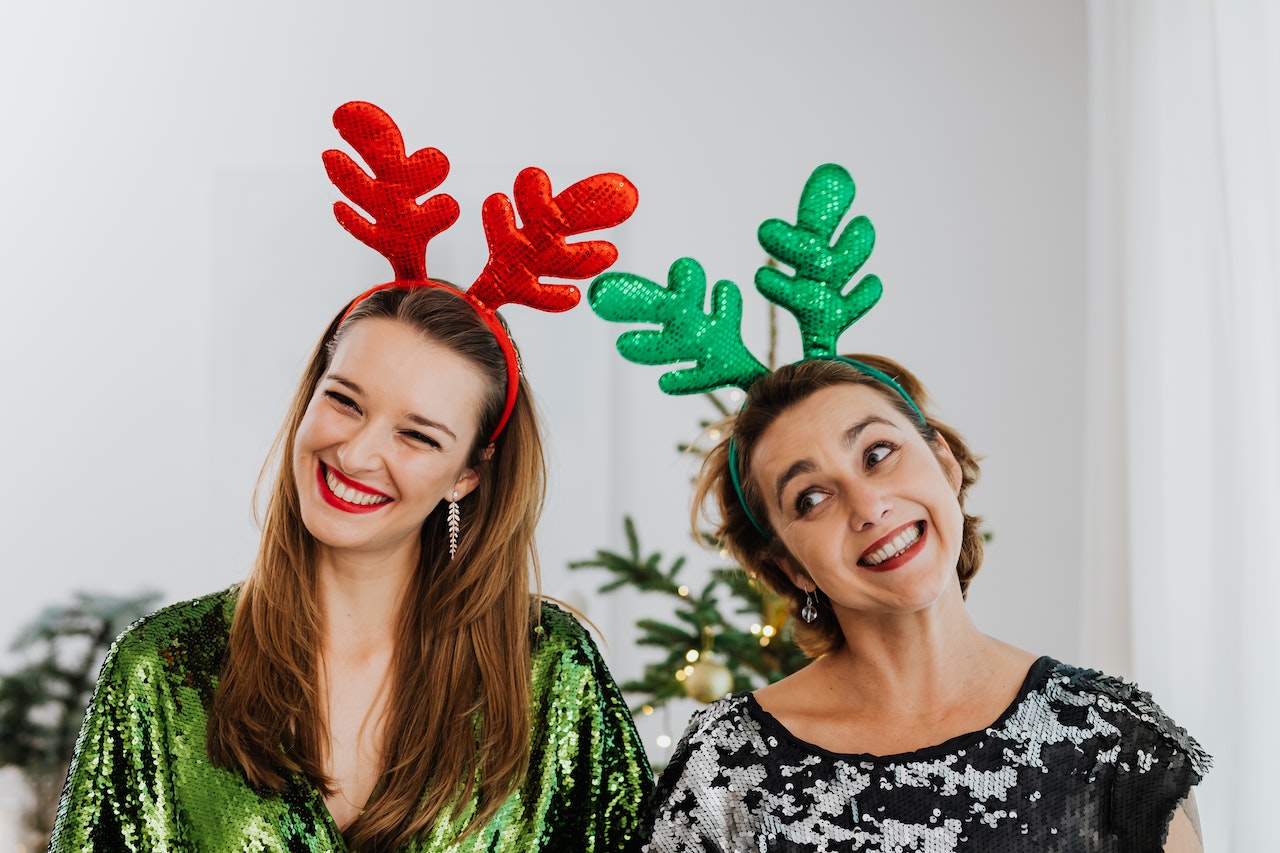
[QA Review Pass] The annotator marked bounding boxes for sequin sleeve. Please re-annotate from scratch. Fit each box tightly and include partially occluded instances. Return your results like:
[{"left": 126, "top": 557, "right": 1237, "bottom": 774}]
[
  {"left": 643, "top": 698, "right": 749, "bottom": 852},
  {"left": 50, "top": 618, "right": 188, "bottom": 850},
  {"left": 1076, "top": 670, "right": 1212, "bottom": 850},
  {"left": 527, "top": 603, "right": 653, "bottom": 852}
]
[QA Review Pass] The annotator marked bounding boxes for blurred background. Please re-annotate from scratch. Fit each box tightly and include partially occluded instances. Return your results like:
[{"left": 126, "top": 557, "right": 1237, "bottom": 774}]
[{"left": 1, "top": 1, "right": 1275, "bottom": 849}]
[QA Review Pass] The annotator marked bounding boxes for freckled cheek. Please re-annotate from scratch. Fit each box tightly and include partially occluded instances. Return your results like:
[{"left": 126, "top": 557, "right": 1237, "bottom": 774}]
[{"left": 782, "top": 525, "right": 840, "bottom": 571}]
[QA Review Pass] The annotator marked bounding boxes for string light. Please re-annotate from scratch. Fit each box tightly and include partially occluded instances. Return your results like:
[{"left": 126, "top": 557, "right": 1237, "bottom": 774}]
[
  {"left": 685, "top": 649, "right": 700, "bottom": 662},
  {"left": 762, "top": 625, "right": 776, "bottom": 638},
  {"left": 677, "top": 585, "right": 689, "bottom": 597},
  {"left": 750, "top": 624, "right": 762, "bottom": 635},
  {"left": 641, "top": 705, "right": 654, "bottom": 716},
  {"left": 656, "top": 734, "right": 672, "bottom": 749}
]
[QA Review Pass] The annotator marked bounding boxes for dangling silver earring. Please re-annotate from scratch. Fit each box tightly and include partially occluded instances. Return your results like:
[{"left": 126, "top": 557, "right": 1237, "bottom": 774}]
[
  {"left": 447, "top": 491, "right": 460, "bottom": 559},
  {"left": 801, "top": 587, "right": 818, "bottom": 624}
]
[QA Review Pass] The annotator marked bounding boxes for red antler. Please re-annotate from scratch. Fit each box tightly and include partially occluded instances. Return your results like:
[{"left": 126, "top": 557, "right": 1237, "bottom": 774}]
[
  {"left": 468, "top": 168, "right": 639, "bottom": 312},
  {"left": 322, "top": 101, "right": 460, "bottom": 281}
]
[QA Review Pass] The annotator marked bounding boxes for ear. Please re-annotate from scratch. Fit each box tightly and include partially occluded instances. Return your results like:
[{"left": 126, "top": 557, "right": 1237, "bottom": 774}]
[
  {"left": 932, "top": 432, "right": 963, "bottom": 494},
  {"left": 451, "top": 443, "right": 493, "bottom": 501}
]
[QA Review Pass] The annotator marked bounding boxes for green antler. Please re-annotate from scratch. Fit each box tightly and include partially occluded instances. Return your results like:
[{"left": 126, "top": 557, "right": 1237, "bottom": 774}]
[
  {"left": 755, "top": 163, "right": 882, "bottom": 357},
  {"left": 589, "top": 258, "right": 769, "bottom": 395}
]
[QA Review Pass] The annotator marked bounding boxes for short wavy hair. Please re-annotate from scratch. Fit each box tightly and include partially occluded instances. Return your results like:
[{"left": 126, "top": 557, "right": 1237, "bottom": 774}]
[{"left": 692, "top": 354, "right": 983, "bottom": 658}]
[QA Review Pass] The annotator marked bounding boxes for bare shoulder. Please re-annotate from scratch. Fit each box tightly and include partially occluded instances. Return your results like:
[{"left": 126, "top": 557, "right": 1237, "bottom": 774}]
[
  {"left": 987, "top": 637, "right": 1038, "bottom": 670},
  {"left": 751, "top": 659, "right": 825, "bottom": 714}
]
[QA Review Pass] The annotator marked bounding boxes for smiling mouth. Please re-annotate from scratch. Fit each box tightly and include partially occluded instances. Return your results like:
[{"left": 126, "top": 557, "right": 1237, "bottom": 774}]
[
  {"left": 859, "top": 521, "right": 925, "bottom": 568},
  {"left": 318, "top": 463, "right": 392, "bottom": 512}
]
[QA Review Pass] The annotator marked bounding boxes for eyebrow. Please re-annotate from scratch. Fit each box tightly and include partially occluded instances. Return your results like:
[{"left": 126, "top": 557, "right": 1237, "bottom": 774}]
[
  {"left": 772, "top": 415, "right": 898, "bottom": 509},
  {"left": 328, "top": 375, "right": 457, "bottom": 441}
]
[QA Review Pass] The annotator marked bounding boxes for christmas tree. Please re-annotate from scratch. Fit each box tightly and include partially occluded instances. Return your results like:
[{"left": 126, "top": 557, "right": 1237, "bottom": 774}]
[
  {"left": 569, "top": 300, "right": 810, "bottom": 711},
  {"left": 569, "top": 513, "right": 807, "bottom": 708},
  {"left": 0, "top": 589, "right": 159, "bottom": 846}
]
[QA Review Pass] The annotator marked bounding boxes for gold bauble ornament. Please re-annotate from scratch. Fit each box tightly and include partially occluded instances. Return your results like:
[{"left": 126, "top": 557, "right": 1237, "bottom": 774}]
[
  {"left": 683, "top": 658, "right": 733, "bottom": 703},
  {"left": 761, "top": 589, "right": 790, "bottom": 635}
]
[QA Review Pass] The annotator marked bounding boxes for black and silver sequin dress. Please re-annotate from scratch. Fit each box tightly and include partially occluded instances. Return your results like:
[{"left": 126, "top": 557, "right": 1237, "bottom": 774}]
[
  {"left": 51, "top": 587, "right": 652, "bottom": 852},
  {"left": 646, "top": 657, "right": 1208, "bottom": 852}
]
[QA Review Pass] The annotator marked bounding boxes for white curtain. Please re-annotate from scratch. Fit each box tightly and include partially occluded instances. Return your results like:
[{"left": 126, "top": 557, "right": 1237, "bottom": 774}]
[{"left": 1086, "top": 2, "right": 1280, "bottom": 849}]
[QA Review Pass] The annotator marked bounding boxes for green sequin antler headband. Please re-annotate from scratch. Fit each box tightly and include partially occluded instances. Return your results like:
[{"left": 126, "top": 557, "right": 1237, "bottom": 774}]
[{"left": 588, "top": 164, "right": 924, "bottom": 534}]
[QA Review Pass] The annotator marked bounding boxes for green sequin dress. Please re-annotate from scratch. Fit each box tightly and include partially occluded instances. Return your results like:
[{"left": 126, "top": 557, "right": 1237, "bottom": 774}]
[{"left": 50, "top": 587, "right": 652, "bottom": 852}]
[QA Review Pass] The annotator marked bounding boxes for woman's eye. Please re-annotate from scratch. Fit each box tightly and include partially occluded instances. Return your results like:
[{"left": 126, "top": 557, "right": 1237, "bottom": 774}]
[
  {"left": 404, "top": 430, "right": 441, "bottom": 449},
  {"left": 324, "top": 390, "right": 360, "bottom": 413},
  {"left": 865, "top": 442, "right": 896, "bottom": 467},
  {"left": 793, "top": 490, "right": 828, "bottom": 516}
]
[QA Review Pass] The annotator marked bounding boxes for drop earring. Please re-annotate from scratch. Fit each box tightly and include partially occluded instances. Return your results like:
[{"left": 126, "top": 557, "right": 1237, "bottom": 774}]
[
  {"left": 801, "top": 587, "right": 818, "bottom": 624},
  {"left": 447, "top": 491, "right": 460, "bottom": 559}
]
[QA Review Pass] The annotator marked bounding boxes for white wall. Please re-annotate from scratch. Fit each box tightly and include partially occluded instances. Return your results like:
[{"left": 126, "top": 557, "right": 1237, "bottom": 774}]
[{"left": 0, "top": 0, "right": 1086, "bottom": 761}]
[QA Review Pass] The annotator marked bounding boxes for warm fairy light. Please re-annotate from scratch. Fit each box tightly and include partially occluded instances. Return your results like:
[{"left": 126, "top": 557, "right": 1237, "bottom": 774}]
[
  {"left": 709, "top": 429, "right": 722, "bottom": 442},
  {"left": 762, "top": 625, "right": 776, "bottom": 638},
  {"left": 686, "top": 649, "right": 699, "bottom": 662},
  {"left": 656, "top": 734, "right": 672, "bottom": 749},
  {"left": 683, "top": 665, "right": 695, "bottom": 676},
  {"left": 729, "top": 389, "right": 744, "bottom": 403},
  {"left": 750, "top": 623, "right": 762, "bottom": 635},
  {"left": 677, "top": 585, "right": 690, "bottom": 597},
  {"left": 641, "top": 704, "right": 654, "bottom": 716},
  {"left": 759, "top": 636, "right": 771, "bottom": 647},
  {"left": 719, "top": 548, "right": 729, "bottom": 559},
  {"left": 675, "top": 669, "right": 687, "bottom": 681}
]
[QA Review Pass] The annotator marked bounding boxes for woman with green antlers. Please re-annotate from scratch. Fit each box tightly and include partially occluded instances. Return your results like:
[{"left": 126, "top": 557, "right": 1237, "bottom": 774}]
[{"left": 589, "top": 164, "right": 1209, "bottom": 852}]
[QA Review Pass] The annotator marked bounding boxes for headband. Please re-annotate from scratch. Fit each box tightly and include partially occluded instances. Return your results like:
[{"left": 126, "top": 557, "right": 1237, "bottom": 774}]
[
  {"left": 587, "top": 163, "right": 922, "bottom": 534},
  {"left": 324, "top": 101, "right": 639, "bottom": 441}
]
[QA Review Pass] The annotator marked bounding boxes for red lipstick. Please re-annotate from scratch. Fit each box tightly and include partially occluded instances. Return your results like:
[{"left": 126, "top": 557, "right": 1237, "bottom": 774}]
[
  {"left": 316, "top": 463, "right": 391, "bottom": 514},
  {"left": 858, "top": 521, "right": 927, "bottom": 573}
]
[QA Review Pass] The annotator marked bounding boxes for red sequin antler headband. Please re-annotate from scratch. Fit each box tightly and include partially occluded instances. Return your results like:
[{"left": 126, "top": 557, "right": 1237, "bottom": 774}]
[{"left": 323, "top": 101, "right": 639, "bottom": 441}]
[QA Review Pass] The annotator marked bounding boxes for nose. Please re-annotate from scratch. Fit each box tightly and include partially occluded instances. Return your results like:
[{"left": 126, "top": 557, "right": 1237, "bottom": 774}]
[
  {"left": 336, "top": 421, "right": 386, "bottom": 475},
  {"left": 845, "top": 479, "right": 892, "bottom": 531}
]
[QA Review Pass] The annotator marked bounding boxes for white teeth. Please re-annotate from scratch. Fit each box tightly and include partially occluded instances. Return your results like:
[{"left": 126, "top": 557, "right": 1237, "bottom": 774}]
[
  {"left": 324, "top": 467, "right": 390, "bottom": 507},
  {"left": 863, "top": 523, "right": 922, "bottom": 566}
]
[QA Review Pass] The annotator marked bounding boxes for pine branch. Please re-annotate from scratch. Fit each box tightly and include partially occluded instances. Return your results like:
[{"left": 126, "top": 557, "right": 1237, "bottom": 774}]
[
  {"left": 570, "top": 517, "right": 809, "bottom": 712},
  {"left": 0, "top": 590, "right": 159, "bottom": 777}
]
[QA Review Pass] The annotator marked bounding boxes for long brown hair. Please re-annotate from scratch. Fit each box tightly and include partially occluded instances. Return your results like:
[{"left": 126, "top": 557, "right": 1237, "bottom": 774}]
[
  {"left": 207, "top": 285, "right": 544, "bottom": 849},
  {"left": 693, "top": 354, "right": 983, "bottom": 658}
]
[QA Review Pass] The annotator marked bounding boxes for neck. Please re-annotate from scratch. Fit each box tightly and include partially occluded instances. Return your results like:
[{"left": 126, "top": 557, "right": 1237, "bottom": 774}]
[
  {"left": 822, "top": 584, "right": 1001, "bottom": 712},
  {"left": 315, "top": 542, "right": 418, "bottom": 652}
]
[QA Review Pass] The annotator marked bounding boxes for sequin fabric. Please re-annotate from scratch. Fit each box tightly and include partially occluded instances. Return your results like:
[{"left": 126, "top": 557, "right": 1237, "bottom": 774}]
[
  {"left": 645, "top": 657, "right": 1210, "bottom": 852},
  {"left": 51, "top": 587, "right": 652, "bottom": 852},
  {"left": 588, "top": 259, "right": 770, "bottom": 395},
  {"left": 325, "top": 101, "right": 638, "bottom": 440},
  {"left": 324, "top": 101, "right": 460, "bottom": 282},
  {"left": 587, "top": 163, "right": 883, "bottom": 399},
  {"left": 754, "top": 163, "right": 882, "bottom": 359}
]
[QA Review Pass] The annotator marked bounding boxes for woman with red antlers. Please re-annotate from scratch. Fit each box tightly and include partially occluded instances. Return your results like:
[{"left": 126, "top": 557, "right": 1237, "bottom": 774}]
[
  {"left": 589, "top": 164, "right": 1209, "bottom": 852},
  {"left": 51, "top": 102, "right": 651, "bottom": 852}
]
